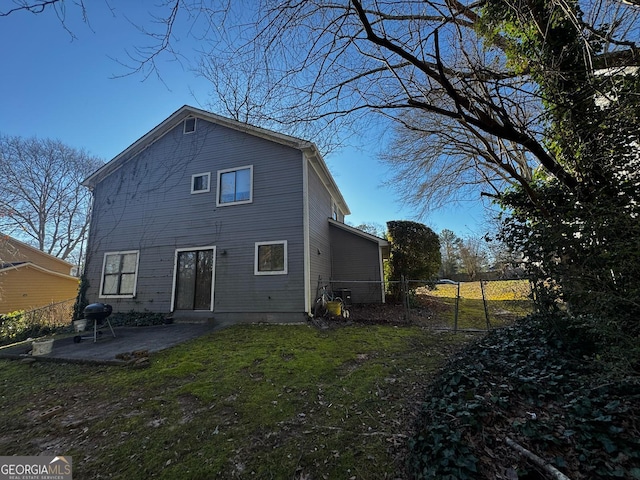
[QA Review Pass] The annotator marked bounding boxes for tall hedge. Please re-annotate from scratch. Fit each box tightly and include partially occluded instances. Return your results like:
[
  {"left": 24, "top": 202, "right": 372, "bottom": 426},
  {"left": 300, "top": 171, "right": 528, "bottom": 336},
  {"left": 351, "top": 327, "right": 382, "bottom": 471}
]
[{"left": 387, "top": 220, "right": 441, "bottom": 291}]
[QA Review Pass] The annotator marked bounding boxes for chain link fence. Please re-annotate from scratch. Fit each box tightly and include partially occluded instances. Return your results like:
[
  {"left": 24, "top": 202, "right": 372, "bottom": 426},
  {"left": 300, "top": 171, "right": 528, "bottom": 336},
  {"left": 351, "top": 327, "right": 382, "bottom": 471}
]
[
  {"left": 0, "top": 298, "right": 74, "bottom": 345},
  {"left": 324, "top": 278, "right": 534, "bottom": 331}
]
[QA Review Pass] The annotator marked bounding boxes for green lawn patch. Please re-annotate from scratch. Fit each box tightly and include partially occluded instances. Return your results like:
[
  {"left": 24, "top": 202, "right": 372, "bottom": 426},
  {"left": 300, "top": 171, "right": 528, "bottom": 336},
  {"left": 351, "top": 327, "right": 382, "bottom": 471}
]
[{"left": 0, "top": 323, "right": 473, "bottom": 479}]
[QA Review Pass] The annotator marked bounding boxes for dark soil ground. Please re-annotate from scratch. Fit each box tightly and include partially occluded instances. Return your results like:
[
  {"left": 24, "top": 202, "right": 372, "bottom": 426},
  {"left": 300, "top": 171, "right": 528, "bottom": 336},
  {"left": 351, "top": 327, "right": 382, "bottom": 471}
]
[{"left": 322, "top": 296, "right": 453, "bottom": 328}]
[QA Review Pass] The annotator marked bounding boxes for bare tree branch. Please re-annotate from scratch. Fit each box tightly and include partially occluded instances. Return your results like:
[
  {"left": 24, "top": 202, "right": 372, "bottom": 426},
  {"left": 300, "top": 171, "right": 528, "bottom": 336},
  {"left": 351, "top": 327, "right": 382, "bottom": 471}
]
[
  {"left": 3, "top": 0, "right": 638, "bottom": 217},
  {"left": 0, "top": 135, "right": 103, "bottom": 262},
  {"left": 0, "top": 0, "right": 61, "bottom": 16}
]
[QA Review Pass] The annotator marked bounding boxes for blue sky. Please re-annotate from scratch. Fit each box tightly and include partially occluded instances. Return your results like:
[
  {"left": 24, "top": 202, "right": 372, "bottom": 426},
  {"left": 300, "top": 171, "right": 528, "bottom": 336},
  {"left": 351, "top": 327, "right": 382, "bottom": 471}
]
[{"left": 0, "top": 2, "right": 492, "bottom": 237}]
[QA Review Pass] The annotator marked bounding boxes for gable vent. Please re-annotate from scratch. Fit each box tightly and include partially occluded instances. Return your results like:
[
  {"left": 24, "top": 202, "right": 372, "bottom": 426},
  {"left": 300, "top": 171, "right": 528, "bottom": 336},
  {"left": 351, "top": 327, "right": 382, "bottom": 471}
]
[{"left": 184, "top": 117, "right": 196, "bottom": 134}]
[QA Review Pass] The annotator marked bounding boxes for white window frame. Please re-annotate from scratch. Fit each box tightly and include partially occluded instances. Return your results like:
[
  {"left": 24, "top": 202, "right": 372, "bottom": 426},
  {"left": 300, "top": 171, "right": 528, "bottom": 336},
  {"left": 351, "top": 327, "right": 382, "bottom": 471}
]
[
  {"left": 99, "top": 250, "right": 140, "bottom": 298},
  {"left": 170, "top": 246, "right": 217, "bottom": 312},
  {"left": 184, "top": 117, "right": 197, "bottom": 134},
  {"left": 216, "top": 165, "right": 253, "bottom": 207},
  {"left": 191, "top": 172, "right": 211, "bottom": 194},
  {"left": 254, "top": 240, "right": 288, "bottom": 275}
]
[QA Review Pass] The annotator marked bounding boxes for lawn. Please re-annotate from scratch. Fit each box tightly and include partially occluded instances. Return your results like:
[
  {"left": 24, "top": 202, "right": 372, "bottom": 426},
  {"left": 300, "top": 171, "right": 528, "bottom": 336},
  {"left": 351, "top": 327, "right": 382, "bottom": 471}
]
[
  {"left": 415, "top": 279, "right": 534, "bottom": 330},
  {"left": 0, "top": 323, "right": 475, "bottom": 479}
]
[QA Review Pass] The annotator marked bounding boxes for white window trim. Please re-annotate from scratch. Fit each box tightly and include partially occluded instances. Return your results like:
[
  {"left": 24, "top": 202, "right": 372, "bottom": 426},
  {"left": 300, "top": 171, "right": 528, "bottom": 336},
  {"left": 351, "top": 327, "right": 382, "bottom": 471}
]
[
  {"left": 254, "top": 240, "right": 288, "bottom": 275},
  {"left": 170, "top": 246, "right": 217, "bottom": 312},
  {"left": 184, "top": 117, "right": 197, "bottom": 134},
  {"left": 216, "top": 165, "right": 253, "bottom": 207},
  {"left": 191, "top": 172, "right": 211, "bottom": 194},
  {"left": 99, "top": 250, "right": 140, "bottom": 298}
]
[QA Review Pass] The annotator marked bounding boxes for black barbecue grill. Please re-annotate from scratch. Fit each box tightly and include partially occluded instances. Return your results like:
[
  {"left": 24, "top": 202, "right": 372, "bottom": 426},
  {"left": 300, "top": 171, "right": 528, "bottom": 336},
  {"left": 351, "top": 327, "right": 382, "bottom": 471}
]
[{"left": 74, "top": 303, "right": 116, "bottom": 343}]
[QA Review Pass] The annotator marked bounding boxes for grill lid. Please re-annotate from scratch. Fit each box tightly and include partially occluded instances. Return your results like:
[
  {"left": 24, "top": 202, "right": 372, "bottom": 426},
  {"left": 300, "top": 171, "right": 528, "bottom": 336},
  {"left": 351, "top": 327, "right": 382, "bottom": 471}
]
[{"left": 83, "top": 303, "right": 113, "bottom": 320}]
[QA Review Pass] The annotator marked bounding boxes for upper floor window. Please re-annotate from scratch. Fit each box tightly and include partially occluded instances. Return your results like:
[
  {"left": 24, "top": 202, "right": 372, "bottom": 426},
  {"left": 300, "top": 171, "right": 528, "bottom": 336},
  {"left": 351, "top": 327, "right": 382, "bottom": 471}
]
[
  {"left": 255, "top": 241, "right": 287, "bottom": 275},
  {"left": 100, "top": 251, "right": 139, "bottom": 297},
  {"left": 217, "top": 165, "right": 253, "bottom": 206},
  {"left": 191, "top": 172, "right": 210, "bottom": 194},
  {"left": 184, "top": 117, "right": 196, "bottom": 134}
]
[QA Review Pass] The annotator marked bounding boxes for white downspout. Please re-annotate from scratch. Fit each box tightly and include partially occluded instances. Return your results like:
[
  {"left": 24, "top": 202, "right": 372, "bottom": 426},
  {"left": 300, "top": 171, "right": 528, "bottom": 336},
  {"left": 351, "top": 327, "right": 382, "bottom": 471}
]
[{"left": 302, "top": 153, "right": 311, "bottom": 315}]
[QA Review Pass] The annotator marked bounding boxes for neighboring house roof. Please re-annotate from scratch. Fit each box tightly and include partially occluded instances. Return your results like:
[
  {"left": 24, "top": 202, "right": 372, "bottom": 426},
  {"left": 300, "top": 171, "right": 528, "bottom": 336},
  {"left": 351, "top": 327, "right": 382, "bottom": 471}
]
[
  {"left": 328, "top": 219, "right": 390, "bottom": 259},
  {"left": 0, "top": 261, "right": 79, "bottom": 280},
  {"left": 82, "top": 105, "right": 351, "bottom": 215},
  {"left": 0, "top": 236, "right": 79, "bottom": 313},
  {"left": 0, "top": 261, "right": 79, "bottom": 314},
  {"left": 1, "top": 262, "right": 26, "bottom": 269},
  {"left": 0, "top": 234, "right": 76, "bottom": 276}
]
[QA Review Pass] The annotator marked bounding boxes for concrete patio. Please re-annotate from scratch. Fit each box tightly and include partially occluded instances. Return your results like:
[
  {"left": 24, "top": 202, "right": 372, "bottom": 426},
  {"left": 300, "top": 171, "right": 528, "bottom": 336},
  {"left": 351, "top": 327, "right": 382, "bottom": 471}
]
[{"left": 0, "top": 322, "right": 223, "bottom": 366}]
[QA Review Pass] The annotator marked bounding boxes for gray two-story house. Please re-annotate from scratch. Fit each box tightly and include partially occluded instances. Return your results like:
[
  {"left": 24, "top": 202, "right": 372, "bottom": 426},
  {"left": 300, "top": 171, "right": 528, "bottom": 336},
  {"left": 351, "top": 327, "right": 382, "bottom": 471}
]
[{"left": 82, "top": 106, "right": 388, "bottom": 323}]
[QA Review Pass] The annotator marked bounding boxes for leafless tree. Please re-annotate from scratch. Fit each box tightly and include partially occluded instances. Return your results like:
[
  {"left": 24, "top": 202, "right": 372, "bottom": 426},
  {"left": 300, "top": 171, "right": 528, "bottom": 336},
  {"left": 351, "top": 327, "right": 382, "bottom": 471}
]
[
  {"left": 458, "top": 235, "right": 489, "bottom": 281},
  {"left": 3, "top": 0, "right": 639, "bottom": 212},
  {"left": 0, "top": 135, "right": 103, "bottom": 262},
  {"left": 193, "top": 0, "right": 639, "bottom": 211},
  {"left": 351, "top": 222, "right": 386, "bottom": 238},
  {"left": 382, "top": 110, "right": 536, "bottom": 215},
  {"left": 0, "top": 0, "right": 90, "bottom": 39}
]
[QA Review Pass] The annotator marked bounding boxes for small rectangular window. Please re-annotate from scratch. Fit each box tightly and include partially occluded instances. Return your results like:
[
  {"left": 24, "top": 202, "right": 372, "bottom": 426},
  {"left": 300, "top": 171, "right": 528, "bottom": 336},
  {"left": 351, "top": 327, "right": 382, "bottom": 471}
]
[
  {"left": 100, "top": 251, "right": 139, "bottom": 297},
  {"left": 255, "top": 241, "right": 287, "bottom": 275},
  {"left": 217, "top": 165, "right": 253, "bottom": 206},
  {"left": 191, "top": 172, "right": 211, "bottom": 194},
  {"left": 184, "top": 117, "right": 196, "bottom": 134}
]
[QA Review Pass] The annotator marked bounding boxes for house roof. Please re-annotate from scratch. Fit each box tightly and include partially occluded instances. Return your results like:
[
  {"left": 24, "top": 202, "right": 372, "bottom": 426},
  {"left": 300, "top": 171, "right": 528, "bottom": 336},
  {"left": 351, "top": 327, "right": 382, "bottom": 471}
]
[
  {"left": 0, "top": 261, "right": 78, "bottom": 281},
  {"left": 82, "top": 105, "right": 350, "bottom": 215},
  {"left": 0, "top": 262, "right": 26, "bottom": 269},
  {"left": 0, "top": 234, "right": 75, "bottom": 271},
  {"left": 328, "top": 218, "right": 390, "bottom": 258}
]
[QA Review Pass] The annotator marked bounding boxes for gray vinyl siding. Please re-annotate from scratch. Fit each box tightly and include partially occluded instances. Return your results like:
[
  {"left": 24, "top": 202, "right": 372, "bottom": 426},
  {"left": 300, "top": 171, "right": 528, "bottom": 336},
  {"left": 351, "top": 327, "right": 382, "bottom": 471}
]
[
  {"left": 329, "top": 225, "right": 384, "bottom": 304},
  {"left": 85, "top": 118, "right": 305, "bottom": 316},
  {"left": 306, "top": 163, "right": 333, "bottom": 306}
]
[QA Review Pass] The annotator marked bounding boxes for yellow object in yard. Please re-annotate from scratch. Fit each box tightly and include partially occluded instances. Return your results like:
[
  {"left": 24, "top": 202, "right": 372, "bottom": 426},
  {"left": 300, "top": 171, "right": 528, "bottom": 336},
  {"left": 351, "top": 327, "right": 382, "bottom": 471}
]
[{"left": 327, "top": 301, "right": 342, "bottom": 316}]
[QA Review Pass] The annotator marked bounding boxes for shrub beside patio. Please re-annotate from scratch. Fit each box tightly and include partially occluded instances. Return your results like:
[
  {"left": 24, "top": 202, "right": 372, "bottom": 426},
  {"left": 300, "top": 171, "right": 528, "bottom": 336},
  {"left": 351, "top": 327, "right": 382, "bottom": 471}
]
[{"left": 0, "top": 299, "right": 74, "bottom": 346}]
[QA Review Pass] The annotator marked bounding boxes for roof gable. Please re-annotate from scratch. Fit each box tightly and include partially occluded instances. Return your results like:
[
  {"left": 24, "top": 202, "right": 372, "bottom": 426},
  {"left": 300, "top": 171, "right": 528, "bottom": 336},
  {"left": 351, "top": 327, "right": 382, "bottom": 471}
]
[
  {"left": 81, "top": 105, "right": 350, "bottom": 215},
  {"left": 329, "top": 219, "right": 390, "bottom": 259},
  {"left": 328, "top": 219, "right": 389, "bottom": 245}
]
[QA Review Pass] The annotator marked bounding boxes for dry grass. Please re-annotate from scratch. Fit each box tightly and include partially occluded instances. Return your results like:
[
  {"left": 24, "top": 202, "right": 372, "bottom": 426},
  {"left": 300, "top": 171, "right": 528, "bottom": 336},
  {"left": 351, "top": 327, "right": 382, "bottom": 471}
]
[
  {"left": 22, "top": 299, "right": 75, "bottom": 327},
  {"left": 413, "top": 280, "right": 534, "bottom": 330},
  {"left": 342, "top": 280, "right": 533, "bottom": 331},
  {"left": 426, "top": 279, "right": 532, "bottom": 301}
]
